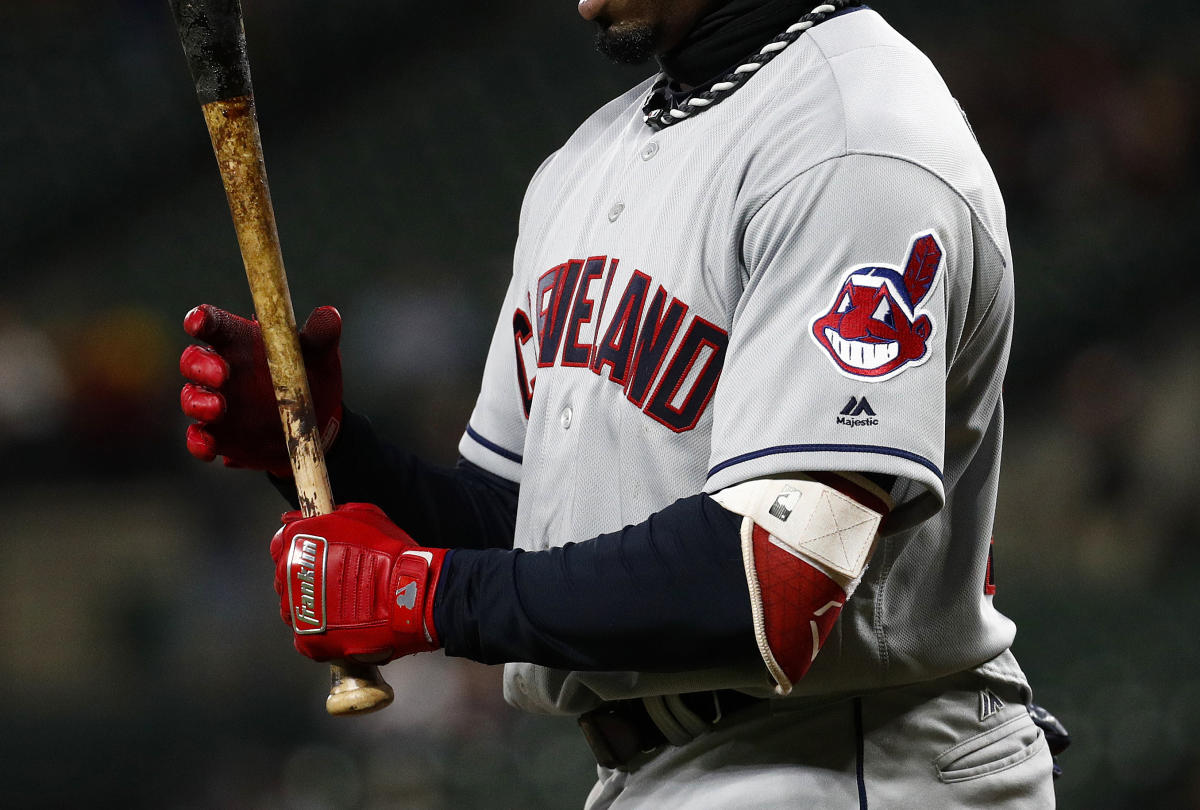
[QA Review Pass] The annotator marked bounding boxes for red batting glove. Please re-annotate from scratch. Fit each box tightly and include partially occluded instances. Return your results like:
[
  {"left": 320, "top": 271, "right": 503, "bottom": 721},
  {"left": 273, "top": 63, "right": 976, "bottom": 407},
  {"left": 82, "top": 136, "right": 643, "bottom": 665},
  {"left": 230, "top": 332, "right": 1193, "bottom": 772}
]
[
  {"left": 179, "top": 304, "right": 344, "bottom": 476},
  {"left": 269, "top": 503, "right": 448, "bottom": 663}
]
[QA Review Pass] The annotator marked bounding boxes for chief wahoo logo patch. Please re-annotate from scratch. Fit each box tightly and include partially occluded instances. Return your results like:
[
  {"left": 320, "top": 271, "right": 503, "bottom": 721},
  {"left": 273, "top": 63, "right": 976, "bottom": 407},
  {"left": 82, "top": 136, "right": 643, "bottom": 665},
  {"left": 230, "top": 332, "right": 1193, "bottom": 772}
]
[{"left": 811, "top": 233, "right": 944, "bottom": 380}]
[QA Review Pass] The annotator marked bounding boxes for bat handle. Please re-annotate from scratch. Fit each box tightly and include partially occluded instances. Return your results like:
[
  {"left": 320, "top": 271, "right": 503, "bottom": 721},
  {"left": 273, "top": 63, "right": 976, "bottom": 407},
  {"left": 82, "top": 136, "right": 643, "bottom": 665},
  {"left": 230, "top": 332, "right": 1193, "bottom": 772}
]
[{"left": 327, "top": 661, "right": 395, "bottom": 715}]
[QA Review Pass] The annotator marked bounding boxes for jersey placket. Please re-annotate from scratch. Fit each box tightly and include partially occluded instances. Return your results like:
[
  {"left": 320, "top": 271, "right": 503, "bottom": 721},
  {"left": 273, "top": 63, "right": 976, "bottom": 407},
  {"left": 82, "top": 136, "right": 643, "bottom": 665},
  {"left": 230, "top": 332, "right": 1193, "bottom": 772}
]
[{"left": 520, "top": 122, "right": 684, "bottom": 549}]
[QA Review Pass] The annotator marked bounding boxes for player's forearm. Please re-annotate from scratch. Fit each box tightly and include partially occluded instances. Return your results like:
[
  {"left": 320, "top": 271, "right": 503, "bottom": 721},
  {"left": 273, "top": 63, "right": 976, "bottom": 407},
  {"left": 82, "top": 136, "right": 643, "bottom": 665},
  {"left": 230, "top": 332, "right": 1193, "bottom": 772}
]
[
  {"left": 267, "top": 472, "right": 888, "bottom": 693},
  {"left": 271, "top": 408, "right": 518, "bottom": 550},
  {"left": 434, "top": 494, "right": 762, "bottom": 671}
]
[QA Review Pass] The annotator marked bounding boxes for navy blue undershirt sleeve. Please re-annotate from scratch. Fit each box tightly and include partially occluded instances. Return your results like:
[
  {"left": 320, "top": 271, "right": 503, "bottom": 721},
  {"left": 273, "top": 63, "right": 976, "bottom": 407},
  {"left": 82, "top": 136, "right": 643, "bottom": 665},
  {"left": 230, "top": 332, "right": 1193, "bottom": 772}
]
[
  {"left": 434, "top": 493, "right": 760, "bottom": 672},
  {"left": 270, "top": 407, "right": 518, "bottom": 551}
]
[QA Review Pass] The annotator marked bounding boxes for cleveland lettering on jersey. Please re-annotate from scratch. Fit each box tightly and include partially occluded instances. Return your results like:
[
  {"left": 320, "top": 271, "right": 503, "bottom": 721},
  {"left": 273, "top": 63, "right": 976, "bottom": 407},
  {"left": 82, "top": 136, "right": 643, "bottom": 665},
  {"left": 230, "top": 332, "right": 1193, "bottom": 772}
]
[{"left": 513, "top": 256, "right": 728, "bottom": 432}]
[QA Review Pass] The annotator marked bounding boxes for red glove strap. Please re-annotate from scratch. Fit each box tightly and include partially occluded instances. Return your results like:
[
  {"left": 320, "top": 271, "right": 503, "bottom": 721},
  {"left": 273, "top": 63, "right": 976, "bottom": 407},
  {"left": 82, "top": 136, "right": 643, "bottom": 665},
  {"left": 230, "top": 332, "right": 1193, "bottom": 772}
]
[{"left": 390, "top": 550, "right": 446, "bottom": 647}]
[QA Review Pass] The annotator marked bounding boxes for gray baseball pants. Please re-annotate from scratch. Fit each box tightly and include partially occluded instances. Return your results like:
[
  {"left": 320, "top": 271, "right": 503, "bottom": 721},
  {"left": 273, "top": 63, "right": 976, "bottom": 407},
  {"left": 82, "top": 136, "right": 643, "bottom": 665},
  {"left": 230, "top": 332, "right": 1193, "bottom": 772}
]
[{"left": 585, "top": 672, "right": 1055, "bottom": 809}]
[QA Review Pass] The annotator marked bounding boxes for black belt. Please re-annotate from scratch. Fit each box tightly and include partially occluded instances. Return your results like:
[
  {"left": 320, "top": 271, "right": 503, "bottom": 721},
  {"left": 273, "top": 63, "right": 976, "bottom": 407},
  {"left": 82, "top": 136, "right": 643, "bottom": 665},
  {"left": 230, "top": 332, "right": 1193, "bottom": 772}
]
[{"left": 578, "top": 689, "right": 766, "bottom": 770}]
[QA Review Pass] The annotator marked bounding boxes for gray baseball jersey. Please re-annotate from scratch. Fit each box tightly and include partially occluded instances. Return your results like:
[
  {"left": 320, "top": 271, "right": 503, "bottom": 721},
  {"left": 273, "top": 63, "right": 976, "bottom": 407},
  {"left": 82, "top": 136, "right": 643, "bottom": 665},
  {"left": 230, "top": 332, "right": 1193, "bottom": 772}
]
[{"left": 458, "top": 8, "right": 1028, "bottom": 716}]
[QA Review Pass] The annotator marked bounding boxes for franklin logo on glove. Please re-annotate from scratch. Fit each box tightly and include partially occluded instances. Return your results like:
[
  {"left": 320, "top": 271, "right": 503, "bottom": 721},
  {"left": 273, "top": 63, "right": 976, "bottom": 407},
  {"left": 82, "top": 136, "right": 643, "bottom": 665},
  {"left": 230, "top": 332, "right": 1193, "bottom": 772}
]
[{"left": 287, "top": 534, "right": 327, "bottom": 632}]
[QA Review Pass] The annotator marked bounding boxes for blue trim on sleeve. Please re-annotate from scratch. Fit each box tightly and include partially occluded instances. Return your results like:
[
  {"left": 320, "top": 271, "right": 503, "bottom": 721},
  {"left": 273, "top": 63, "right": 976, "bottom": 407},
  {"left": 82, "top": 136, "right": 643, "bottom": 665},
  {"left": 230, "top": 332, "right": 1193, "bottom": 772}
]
[
  {"left": 708, "top": 443, "right": 943, "bottom": 482},
  {"left": 465, "top": 424, "right": 524, "bottom": 465}
]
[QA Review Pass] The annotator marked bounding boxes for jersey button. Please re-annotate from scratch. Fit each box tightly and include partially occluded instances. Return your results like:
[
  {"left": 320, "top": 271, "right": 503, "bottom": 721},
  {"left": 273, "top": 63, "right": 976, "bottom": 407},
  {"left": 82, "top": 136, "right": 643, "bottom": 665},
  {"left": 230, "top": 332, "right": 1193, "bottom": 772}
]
[
  {"left": 640, "top": 142, "right": 659, "bottom": 161},
  {"left": 559, "top": 406, "right": 573, "bottom": 430},
  {"left": 607, "top": 203, "right": 624, "bottom": 222}
]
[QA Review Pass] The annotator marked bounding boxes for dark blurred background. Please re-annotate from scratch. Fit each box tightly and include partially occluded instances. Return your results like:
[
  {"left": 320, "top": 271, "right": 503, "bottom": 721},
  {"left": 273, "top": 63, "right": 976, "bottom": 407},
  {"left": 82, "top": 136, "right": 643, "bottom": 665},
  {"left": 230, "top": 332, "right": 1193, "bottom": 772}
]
[{"left": 1, "top": 0, "right": 1196, "bottom": 807}]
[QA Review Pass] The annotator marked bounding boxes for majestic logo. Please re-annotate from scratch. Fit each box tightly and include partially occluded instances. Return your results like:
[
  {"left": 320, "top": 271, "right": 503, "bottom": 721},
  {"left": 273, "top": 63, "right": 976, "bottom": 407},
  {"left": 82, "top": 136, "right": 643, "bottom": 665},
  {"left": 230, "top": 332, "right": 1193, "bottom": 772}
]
[
  {"left": 287, "top": 534, "right": 327, "bottom": 634},
  {"left": 811, "top": 233, "right": 944, "bottom": 380},
  {"left": 979, "top": 688, "right": 1006, "bottom": 721},
  {"left": 837, "top": 396, "right": 879, "bottom": 427},
  {"left": 839, "top": 396, "right": 875, "bottom": 417}
]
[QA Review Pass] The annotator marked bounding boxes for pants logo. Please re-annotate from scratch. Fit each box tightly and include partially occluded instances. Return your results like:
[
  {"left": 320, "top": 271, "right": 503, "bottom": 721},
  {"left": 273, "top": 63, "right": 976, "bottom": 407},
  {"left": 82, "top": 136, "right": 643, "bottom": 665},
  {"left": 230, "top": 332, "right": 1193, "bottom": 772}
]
[{"left": 979, "top": 688, "right": 1006, "bottom": 721}]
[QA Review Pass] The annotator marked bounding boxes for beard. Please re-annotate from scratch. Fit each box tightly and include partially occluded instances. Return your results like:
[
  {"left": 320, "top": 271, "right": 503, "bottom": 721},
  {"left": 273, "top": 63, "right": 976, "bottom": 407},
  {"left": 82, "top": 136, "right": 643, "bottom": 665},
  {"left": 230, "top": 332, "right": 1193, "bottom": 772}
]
[{"left": 594, "top": 21, "right": 658, "bottom": 65}]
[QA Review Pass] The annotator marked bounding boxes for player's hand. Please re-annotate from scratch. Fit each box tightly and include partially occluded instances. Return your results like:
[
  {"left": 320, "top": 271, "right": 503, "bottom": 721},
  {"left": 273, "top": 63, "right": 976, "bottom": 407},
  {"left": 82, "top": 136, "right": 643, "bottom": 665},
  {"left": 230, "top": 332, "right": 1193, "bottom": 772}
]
[
  {"left": 269, "top": 503, "right": 447, "bottom": 663},
  {"left": 179, "top": 304, "right": 344, "bottom": 476}
]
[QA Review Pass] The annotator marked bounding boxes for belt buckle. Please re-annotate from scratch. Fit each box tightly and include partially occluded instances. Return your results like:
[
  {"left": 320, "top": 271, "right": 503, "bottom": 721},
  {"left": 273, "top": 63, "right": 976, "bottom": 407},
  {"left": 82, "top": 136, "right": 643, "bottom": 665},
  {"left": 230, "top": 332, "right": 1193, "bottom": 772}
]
[
  {"left": 577, "top": 710, "right": 622, "bottom": 770},
  {"left": 578, "top": 702, "right": 669, "bottom": 770}
]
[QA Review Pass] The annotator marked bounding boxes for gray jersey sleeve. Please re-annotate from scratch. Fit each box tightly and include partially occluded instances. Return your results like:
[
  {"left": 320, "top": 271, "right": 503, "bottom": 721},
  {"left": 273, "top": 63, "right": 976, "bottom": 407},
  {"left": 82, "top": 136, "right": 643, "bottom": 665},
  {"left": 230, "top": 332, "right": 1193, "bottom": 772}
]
[
  {"left": 706, "top": 152, "right": 980, "bottom": 506},
  {"left": 456, "top": 269, "right": 528, "bottom": 484}
]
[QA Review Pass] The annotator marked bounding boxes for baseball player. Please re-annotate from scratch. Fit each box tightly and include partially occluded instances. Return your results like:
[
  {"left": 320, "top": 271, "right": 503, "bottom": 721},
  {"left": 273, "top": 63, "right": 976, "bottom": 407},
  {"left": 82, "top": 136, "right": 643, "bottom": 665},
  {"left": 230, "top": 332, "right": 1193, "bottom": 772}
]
[{"left": 180, "top": 1, "right": 1063, "bottom": 806}]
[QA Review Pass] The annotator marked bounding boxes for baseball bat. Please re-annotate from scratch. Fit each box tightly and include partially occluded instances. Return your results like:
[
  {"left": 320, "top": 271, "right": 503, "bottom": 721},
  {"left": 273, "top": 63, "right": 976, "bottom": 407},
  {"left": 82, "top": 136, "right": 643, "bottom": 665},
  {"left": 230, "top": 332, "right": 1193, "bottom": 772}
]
[{"left": 167, "top": 0, "right": 394, "bottom": 716}]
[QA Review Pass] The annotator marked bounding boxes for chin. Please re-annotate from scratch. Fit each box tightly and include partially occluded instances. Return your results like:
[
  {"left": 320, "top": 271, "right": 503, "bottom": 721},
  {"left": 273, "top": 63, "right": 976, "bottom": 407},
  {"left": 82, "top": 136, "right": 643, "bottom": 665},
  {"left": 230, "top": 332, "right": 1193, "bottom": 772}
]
[{"left": 594, "top": 20, "right": 659, "bottom": 64}]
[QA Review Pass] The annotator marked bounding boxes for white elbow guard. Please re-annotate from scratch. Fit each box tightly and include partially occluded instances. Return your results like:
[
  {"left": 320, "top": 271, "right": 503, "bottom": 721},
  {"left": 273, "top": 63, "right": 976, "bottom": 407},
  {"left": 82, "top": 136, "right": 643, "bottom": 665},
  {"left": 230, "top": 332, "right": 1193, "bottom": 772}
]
[{"left": 712, "top": 474, "right": 891, "bottom": 695}]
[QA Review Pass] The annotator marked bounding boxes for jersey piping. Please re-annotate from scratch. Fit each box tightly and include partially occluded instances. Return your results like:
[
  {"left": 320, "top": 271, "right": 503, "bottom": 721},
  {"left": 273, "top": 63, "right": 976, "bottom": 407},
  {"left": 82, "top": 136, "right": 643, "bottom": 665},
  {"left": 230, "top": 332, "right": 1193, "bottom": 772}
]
[
  {"left": 465, "top": 424, "right": 523, "bottom": 465},
  {"left": 707, "top": 443, "right": 944, "bottom": 483}
]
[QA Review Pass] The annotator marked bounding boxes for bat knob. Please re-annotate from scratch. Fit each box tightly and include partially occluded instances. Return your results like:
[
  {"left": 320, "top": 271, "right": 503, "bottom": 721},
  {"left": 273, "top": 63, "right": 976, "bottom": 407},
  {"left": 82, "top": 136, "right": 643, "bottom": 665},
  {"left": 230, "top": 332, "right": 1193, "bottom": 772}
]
[{"left": 326, "top": 661, "right": 394, "bottom": 716}]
